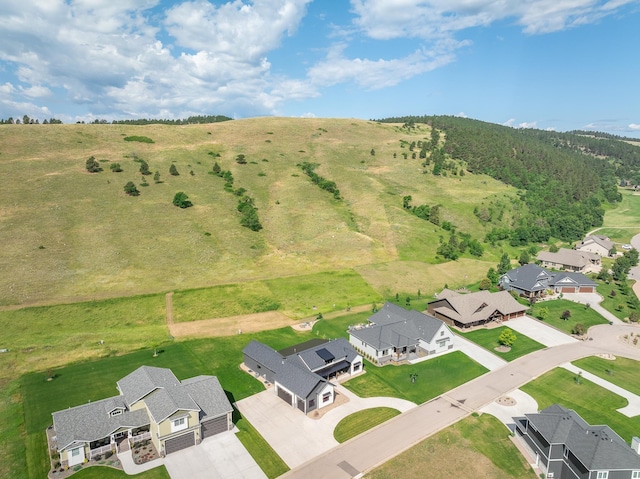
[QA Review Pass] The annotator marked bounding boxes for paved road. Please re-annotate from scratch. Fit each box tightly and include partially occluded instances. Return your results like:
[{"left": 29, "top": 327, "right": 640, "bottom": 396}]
[{"left": 280, "top": 323, "right": 640, "bottom": 479}]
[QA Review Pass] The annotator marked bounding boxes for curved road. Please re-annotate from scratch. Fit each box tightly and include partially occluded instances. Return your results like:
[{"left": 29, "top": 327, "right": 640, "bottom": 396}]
[{"left": 281, "top": 323, "right": 640, "bottom": 479}]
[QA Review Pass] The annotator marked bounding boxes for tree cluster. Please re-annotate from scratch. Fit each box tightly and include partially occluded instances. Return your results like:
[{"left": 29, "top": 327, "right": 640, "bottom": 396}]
[
  {"left": 172, "top": 191, "right": 192, "bottom": 208},
  {"left": 0, "top": 116, "right": 62, "bottom": 124},
  {"left": 612, "top": 248, "right": 639, "bottom": 281},
  {"left": 85, "top": 156, "right": 103, "bottom": 173},
  {"left": 111, "top": 115, "right": 232, "bottom": 125},
  {"left": 298, "top": 162, "right": 341, "bottom": 199},
  {"left": 237, "top": 196, "right": 262, "bottom": 231}
]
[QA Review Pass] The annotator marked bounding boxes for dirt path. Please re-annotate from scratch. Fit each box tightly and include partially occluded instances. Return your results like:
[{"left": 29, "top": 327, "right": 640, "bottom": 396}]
[
  {"left": 168, "top": 303, "right": 373, "bottom": 339},
  {"left": 165, "top": 292, "right": 174, "bottom": 327}
]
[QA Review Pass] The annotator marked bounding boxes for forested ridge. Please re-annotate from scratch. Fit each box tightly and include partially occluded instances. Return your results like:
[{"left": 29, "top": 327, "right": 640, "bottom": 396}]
[{"left": 377, "top": 115, "right": 636, "bottom": 241}]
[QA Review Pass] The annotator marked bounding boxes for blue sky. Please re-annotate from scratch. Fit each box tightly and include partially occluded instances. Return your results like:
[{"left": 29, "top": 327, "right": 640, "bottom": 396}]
[{"left": 1, "top": 0, "right": 639, "bottom": 136}]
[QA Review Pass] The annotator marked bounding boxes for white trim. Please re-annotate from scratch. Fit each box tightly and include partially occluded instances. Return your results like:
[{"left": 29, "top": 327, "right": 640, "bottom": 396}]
[{"left": 171, "top": 417, "right": 187, "bottom": 433}]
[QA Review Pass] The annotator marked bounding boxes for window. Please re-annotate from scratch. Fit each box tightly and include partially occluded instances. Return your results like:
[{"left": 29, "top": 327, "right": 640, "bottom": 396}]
[
  {"left": 353, "top": 363, "right": 361, "bottom": 372},
  {"left": 440, "top": 330, "right": 445, "bottom": 336},
  {"left": 110, "top": 410, "right": 122, "bottom": 417},
  {"left": 171, "top": 417, "right": 187, "bottom": 433},
  {"left": 596, "top": 472, "right": 608, "bottom": 479},
  {"left": 322, "top": 392, "right": 331, "bottom": 403},
  {"left": 563, "top": 447, "right": 568, "bottom": 459},
  {"left": 71, "top": 448, "right": 81, "bottom": 457},
  {"left": 632, "top": 472, "right": 640, "bottom": 479}
]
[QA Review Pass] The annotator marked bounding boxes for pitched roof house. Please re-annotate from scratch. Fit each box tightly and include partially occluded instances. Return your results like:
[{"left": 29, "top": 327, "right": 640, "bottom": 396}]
[
  {"left": 427, "top": 289, "right": 528, "bottom": 329},
  {"left": 348, "top": 302, "right": 454, "bottom": 365},
  {"left": 577, "top": 235, "right": 615, "bottom": 257},
  {"left": 242, "top": 338, "right": 362, "bottom": 414},
  {"left": 537, "top": 248, "right": 601, "bottom": 273},
  {"left": 499, "top": 263, "right": 597, "bottom": 298},
  {"left": 52, "top": 366, "right": 233, "bottom": 466},
  {"left": 514, "top": 404, "right": 640, "bottom": 478}
]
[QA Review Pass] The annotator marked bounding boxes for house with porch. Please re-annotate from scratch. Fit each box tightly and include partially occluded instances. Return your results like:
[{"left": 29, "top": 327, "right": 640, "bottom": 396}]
[
  {"left": 427, "top": 289, "right": 528, "bottom": 329},
  {"left": 537, "top": 248, "right": 601, "bottom": 273},
  {"left": 348, "top": 302, "right": 454, "bottom": 365},
  {"left": 51, "top": 366, "right": 233, "bottom": 466},
  {"left": 499, "top": 264, "right": 597, "bottom": 299},
  {"left": 242, "top": 338, "right": 362, "bottom": 414},
  {"left": 514, "top": 404, "right": 640, "bottom": 478}
]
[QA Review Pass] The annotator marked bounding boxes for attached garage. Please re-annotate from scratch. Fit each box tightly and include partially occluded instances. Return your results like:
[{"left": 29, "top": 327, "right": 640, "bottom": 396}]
[
  {"left": 579, "top": 286, "right": 594, "bottom": 293},
  {"left": 201, "top": 416, "right": 229, "bottom": 439},
  {"left": 164, "top": 432, "right": 195, "bottom": 455},
  {"left": 277, "top": 386, "right": 293, "bottom": 406}
]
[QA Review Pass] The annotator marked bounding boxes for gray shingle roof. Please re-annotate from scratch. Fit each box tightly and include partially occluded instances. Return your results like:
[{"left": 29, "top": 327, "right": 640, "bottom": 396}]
[
  {"left": 293, "top": 338, "right": 359, "bottom": 372},
  {"left": 53, "top": 398, "right": 149, "bottom": 450},
  {"left": 182, "top": 376, "right": 233, "bottom": 420},
  {"left": 524, "top": 405, "right": 640, "bottom": 470},
  {"left": 350, "top": 302, "right": 446, "bottom": 350},
  {"left": 53, "top": 366, "right": 231, "bottom": 450},
  {"left": 500, "top": 264, "right": 595, "bottom": 293}
]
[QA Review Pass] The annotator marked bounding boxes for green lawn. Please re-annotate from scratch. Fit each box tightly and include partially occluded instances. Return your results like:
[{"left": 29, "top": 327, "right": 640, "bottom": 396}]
[
  {"left": 67, "top": 465, "right": 171, "bottom": 479},
  {"left": 573, "top": 356, "right": 640, "bottom": 396},
  {"left": 171, "top": 270, "right": 382, "bottom": 321},
  {"left": 235, "top": 417, "right": 289, "bottom": 478},
  {"left": 529, "top": 299, "right": 608, "bottom": 333},
  {"left": 521, "top": 367, "right": 640, "bottom": 442},
  {"left": 343, "top": 351, "right": 488, "bottom": 404},
  {"left": 597, "top": 280, "right": 637, "bottom": 322},
  {"left": 333, "top": 408, "right": 401, "bottom": 443},
  {"left": 458, "top": 327, "right": 546, "bottom": 361},
  {"left": 367, "top": 413, "right": 536, "bottom": 478}
]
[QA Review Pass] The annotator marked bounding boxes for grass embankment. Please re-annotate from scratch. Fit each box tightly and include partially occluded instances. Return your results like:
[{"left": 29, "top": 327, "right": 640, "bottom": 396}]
[
  {"left": 0, "top": 119, "right": 517, "bottom": 307},
  {"left": 333, "top": 408, "right": 401, "bottom": 443},
  {"left": 367, "top": 414, "right": 536, "bottom": 478},
  {"left": 529, "top": 299, "right": 608, "bottom": 333},
  {"left": 521, "top": 367, "right": 640, "bottom": 443},
  {"left": 458, "top": 327, "right": 546, "bottom": 361},
  {"left": 343, "top": 351, "right": 488, "bottom": 404},
  {"left": 597, "top": 280, "right": 639, "bottom": 322}
]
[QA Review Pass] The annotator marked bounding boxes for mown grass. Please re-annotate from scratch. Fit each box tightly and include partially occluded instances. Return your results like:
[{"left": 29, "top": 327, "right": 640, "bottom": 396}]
[
  {"left": 597, "top": 280, "right": 638, "bottom": 321},
  {"left": 458, "top": 327, "right": 546, "bottom": 361},
  {"left": 343, "top": 351, "right": 488, "bottom": 404},
  {"left": 333, "top": 408, "right": 400, "bottom": 443},
  {"left": 172, "top": 270, "right": 382, "bottom": 321},
  {"left": 235, "top": 417, "right": 289, "bottom": 478},
  {"left": 529, "top": 299, "right": 608, "bottom": 333},
  {"left": 599, "top": 190, "right": 640, "bottom": 236},
  {"left": 573, "top": 356, "right": 640, "bottom": 396},
  {"left": 367, "top": 413, "right": 536, "bottom": 478},
  {"left": 71, "top": 466, "right": 171, "bottom": 478},
  {"left": 521, "top": 367, "right": 640, "bottom": 442}
]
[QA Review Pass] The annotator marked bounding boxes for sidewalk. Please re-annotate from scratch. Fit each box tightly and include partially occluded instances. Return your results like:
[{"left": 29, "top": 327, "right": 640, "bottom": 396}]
[
  {"left": 561, "top": 363, "right": 640, "bottom": 417},
  {"left": 118, "top": 451, "right": 164, "bottom": 475}
]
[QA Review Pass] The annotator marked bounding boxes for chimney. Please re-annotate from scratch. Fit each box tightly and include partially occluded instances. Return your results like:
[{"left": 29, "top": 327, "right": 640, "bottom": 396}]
[{"left": 632, "top": 437, "right": 640, "bottom": 454}]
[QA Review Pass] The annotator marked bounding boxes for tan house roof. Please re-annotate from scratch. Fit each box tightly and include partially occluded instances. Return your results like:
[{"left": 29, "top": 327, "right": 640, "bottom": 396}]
[
  {"left": 577, "top": 235, "right": 614, "bottom": 254},
  {"left": 537, "top": 248, "right": 600, "bottom": 269},
  {"left": 431, "top": 289, "right": 527, "bottom": 326}
]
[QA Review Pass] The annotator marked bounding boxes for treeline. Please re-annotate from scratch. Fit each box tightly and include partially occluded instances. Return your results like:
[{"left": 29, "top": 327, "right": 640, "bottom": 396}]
[
  {"left": 0, "top": 116, "right": 62, "bottom": 124},
  {"left": 211, "top": 161, "right": 262, "bottom": 231},
  {"left": 377, "top": 115, "right": 622, "bottom": 241},
  {"left": 111, "top": 115, "right": 232, "bottom": 125},
  {"left": 298, "top": 162, "right": 341, "bottom": 199}
]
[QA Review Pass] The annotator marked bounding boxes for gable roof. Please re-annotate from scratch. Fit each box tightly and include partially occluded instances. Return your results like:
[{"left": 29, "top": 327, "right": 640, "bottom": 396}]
[
  {"left": 53, "top": 397, "right": 149, "bottom": 450},
  {"left": 578, "top": 235, "right": 614, "bottom": 252},
  {"left": 500, "top": 263, "right": 551, "bottom": 292},
  {"left": 522, "top": 404, "right": 640, "bottom": 470},
  {"left": 430, "top": 289, "right": 527, "bottom": 325},
  {"left": 291, "top": 338, "right": 359, "bottom": 372},
  {"left": 54, "top": 366, "right": 231, "bottom": 450},
  {"left": 537, "top": 248, "right": 599, "bottom": 268},
  {"left": 349, "top": 302, "right": 446, "bottom": 350}
]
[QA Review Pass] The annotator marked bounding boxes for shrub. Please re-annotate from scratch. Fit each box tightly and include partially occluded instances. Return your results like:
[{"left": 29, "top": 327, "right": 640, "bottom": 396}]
[
  {"left": 123, "top": 135, "right": 154, "bottom": 143},
  {"left": 173, "top": 191, "right": 192, "bottom": 208},
  {"left": 85, "top": 156, "right": 102, "bottom": 173},
  {"left": 123, "top": 181, "right": 140, "bottom": 196},
  {"left": 572, "top": 323, "right": 586, "bottom": 335}
]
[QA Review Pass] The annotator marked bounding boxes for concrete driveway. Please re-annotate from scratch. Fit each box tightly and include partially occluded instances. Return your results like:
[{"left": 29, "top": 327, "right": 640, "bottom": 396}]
[
  {"left": 235, "top": 383, "right": 416, "bottom": 469},
  {"left": 163, "top": 430, "right": 266, "bottom": 479},
  {"left": 506, "top": 316, "right": 579, "bottom": 347}
]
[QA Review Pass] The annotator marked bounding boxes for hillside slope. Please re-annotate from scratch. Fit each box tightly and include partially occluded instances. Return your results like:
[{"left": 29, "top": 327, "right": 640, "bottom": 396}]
[{"left": 0, "top": 118, "right": 513, "bottom": 306}]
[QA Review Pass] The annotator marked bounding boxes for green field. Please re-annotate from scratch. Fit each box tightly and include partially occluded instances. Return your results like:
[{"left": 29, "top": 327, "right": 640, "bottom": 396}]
[
  {"left": 458, "top": 327, "right": 546, "bottom": 361},
  {"left": 529, "top": 299, "right": 609, "bottom": 333},
  {"left": 343, "top": 351, "right": 488, "bottom": 404},
  {"left": 0, "top": 119, "right": 518, "bottom": 308},
  {"left": 333, "top": 408, "right": 401, "bottom": 443},
  {"left": 367, "top": 413, "right": 536, "bottom": 478},
  {"left": 521, "top": 367, "right": 640, "bottom": 443}
]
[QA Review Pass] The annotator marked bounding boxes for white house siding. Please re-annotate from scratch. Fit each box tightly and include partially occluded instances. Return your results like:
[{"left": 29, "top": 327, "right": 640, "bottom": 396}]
[
  {"left": 317, "top": 383, "right": 335, "bottom": 410},
  {"left": 348, "top": 334, "right": 380, "bottom": 361},
  {"left": 349, "top": 355, "right": 363, "bottom": 375},
  {"left": 68, "top": 445, "right": 86, "bottom": 467},
  {"left": 419, "top": 324, "right": 454, "bottom": 355}
]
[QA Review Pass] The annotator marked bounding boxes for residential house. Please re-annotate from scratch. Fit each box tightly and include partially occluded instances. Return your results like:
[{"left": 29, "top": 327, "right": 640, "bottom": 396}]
[
  {"left": 537, "top": 248, "right": 601, "bottom": 273},
  {"left": 52, "top": 366, "right": 233, "bottom": 466},
  {"left": 427, "top": 289, "right": 528, "bottom": 329},
  {"left": 499, "top": 264, "right": 597, "bottom": 299},
  {"left": 242, "top": 338, "right": 362, "bottom": 414},
  {"left": 348, "top": 302, "right": 454, "bottom": 365},
  {"left": 576, "top": 235, "right": 615, "bottom": 257},
  {"left": 514, "top": 404, "right": 640, "bottom": 478}
]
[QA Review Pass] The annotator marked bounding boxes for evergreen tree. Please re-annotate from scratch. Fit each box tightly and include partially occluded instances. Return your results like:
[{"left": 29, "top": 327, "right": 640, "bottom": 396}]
[
  {"left": 85, "top": 156, "right": 102, "bottom": 173},
  {"left": 169, "top": 164, "right": 179, "bottom": 176},
  {"left": 497, "top": 253, "right": 511, "bottom": 275},
  {"left": 172, "top": 191, "right": 192, "bottom": 208},
  {"left": 123, "top": 181, "right": 139, "bottom": 196}
]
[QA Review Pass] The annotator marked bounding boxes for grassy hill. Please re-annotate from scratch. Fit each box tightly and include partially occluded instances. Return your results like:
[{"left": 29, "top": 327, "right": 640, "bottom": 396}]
[{"left": 0, "top": 118, "right": 513, "bottom": 307}]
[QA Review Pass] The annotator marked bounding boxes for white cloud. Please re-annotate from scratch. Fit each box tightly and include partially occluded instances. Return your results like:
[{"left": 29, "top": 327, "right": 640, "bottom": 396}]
[
  {"left": 519, "top": 121, "right": 538, "bottom": 129},
  {"left": 629, "top": 123, "right": 640, "bottom": 130},
  {"left": 456, "top": 111, "right": 468, "bottom": 118},
  {"left": 350, "top": 0, "right": 639, "bottom": 38},
  {"left": 503, "top": 118, "right": 516, "bottom": 127},
  {"left": 299, "top": 112, "right": 316, "bottom": 118}
]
